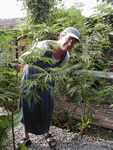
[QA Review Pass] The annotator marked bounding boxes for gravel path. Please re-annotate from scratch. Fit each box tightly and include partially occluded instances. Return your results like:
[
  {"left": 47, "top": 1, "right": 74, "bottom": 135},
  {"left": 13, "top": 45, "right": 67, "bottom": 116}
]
[
  {"left": 1, "top": 107, "right": 113, "bottom": 150},
  {"left": 8, "top": 124, "right": 113, "bottom": 150},
  {"left": 11, "top": 124, "right": 113, "bottom": 150}
]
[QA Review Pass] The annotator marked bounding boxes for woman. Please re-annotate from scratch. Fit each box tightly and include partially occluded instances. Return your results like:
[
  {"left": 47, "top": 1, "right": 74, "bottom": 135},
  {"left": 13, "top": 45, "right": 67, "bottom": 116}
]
[{"left": 16, "top": 27, "right": 80, "bottom": 149}]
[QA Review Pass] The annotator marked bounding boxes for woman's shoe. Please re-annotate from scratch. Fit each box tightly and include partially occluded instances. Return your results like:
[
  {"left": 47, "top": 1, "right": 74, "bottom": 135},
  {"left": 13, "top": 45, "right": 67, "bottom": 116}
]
[{"left": 45, "top": 133, "right": 57, "bottom": 149}]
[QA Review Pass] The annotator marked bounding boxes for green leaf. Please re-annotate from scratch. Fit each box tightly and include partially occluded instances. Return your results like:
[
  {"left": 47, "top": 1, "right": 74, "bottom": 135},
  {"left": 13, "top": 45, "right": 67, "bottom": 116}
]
[
  {"left": 0, "top": 115, "right": 10, "bottom": 128},
  {"left": 6, "top": 108, "right": 22, "bottom": 132},
  {"left": 13, "top": 108, "right": 23, "bottom": 127},
  {"left": 110, "top": 104, "right": 113, "bottom": 108},
  {"left": 20, "top": 143, "right": 28, "bottom": 150}
]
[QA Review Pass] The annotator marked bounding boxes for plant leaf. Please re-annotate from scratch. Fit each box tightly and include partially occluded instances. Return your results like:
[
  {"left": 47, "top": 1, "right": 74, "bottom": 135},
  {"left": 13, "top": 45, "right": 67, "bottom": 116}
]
[{"left": 6, "top": 108, "right": 22, "bottom": 132}]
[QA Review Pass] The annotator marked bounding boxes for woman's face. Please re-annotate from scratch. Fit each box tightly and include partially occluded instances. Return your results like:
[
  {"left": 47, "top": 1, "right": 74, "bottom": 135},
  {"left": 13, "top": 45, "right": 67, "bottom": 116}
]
[{"left": 60, "top": 35, "right": 78, "bottom": 51}]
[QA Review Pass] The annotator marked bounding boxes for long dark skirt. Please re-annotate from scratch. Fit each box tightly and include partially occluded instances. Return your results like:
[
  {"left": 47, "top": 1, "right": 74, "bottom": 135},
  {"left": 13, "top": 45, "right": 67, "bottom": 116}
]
[
  {"left": 19, "top": 85, "right": 54, "bottom": 135},
  {"left": 19, "top": 65, "right": 54, "bottom": 135}
]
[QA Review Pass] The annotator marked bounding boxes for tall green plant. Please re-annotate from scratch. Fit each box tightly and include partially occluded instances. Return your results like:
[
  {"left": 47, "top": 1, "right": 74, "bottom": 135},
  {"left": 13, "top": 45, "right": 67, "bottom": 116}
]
[
  {"left": 0, "top": 29, "right": 23, "bottom": 149},
  {"left": 19, "top": 0, "right": 58, "bottom": 24},
  {"left": 54, "top": 3, "right": 113, "bottom": 136}
]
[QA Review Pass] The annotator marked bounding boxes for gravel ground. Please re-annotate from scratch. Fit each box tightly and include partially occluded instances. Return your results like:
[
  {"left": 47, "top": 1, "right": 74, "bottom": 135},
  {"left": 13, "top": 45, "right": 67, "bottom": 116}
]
[
  {"left": 1, "top": 107, "right": 113, "bottom": 150},
  {"left": 8, "top": 124, "right": 113, "bottom": 150}
]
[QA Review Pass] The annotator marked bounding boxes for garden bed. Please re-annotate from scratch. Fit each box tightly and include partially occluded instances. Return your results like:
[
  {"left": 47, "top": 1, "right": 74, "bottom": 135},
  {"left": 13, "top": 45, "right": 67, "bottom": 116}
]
[{"left": 52, "top": 98, "right": 113, "bottom": 140}]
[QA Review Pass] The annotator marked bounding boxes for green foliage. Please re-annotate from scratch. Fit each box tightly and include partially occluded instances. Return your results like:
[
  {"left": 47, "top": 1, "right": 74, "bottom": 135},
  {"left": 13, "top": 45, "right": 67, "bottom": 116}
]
[
  {"left": 21, "top": 0, "right": 57, "bottom": 23},
  {"left": 52, "top": 107, "right": 79, "bottom": 132},
  {"left": 50, "top": 3, "right": 113, "bottom": 135},
  {"left": 0, "top": 115, "right": 10, "bottom": 149},
  {"left": 20, "top": 143, "right": 28, "bottom": 150},
  {"left": 17, "top": 6, "right": 86, "bottom": 41},
  {"left": 0, "top": 28, "right": 22, "bottom": 149},
  {"left": 110, "top": 104, "right": 113, "bottom": 107},
  {"left": 66, "top": 2, "right": 113, "bottom": 97},
  {"left": 0, "top": 109, "right": 22, "bottom": 149},
  {"left": 81, "top": 115, "right": 90, "bottom": 129},
  {"left": 93, "top": 3, "right": 113, "bottom": 20},
  {"left": 7, "top": 109, "right": 22, "bottom": 132},
  {"left": 47, "top": 7, "right": 87, "bottom": 40}
]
